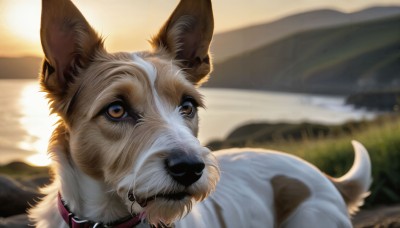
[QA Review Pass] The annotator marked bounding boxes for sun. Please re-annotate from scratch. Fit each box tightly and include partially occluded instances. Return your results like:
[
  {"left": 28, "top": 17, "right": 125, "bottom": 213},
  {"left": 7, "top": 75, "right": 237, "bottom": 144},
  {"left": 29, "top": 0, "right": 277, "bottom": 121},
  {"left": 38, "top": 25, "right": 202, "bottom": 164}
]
[
  {"left": 26, "top": 153, "right": 52, "bottom": 167},
  {"left": 5, "top": 0, "right": 41, "bottom": 44}
]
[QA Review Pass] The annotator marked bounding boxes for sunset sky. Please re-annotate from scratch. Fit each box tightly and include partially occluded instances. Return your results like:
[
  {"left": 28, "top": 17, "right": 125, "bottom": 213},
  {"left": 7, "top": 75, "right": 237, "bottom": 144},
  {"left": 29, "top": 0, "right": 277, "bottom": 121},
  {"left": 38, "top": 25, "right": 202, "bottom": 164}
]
[{"left": 1, "top": 0, "right": 400, "bottom": 57}]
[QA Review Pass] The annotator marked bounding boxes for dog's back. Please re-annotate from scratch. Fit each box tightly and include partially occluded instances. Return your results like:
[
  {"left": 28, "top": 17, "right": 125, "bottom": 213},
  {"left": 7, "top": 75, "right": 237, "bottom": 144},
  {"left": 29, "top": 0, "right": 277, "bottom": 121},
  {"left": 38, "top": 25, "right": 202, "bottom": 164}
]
[{"left": 177, "top": 141, "right": 371, "bottom": 228}]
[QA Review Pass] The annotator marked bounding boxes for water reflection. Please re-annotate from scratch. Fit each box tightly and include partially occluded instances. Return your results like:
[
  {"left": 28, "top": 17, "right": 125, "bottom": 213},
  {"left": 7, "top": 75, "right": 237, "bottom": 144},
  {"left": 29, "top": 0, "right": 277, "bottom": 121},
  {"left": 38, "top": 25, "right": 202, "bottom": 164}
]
[
  {"left": 197, "top": 89, "right": 377, "bottom": 143},
  {"left": 19, "top": 83, "right": 57, "bottom": 166}
]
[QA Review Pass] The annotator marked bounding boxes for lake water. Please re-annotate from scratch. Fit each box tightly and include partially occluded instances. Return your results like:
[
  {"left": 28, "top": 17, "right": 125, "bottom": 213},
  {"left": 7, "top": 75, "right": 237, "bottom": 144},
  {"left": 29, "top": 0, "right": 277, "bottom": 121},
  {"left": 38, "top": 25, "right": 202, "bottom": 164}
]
[{"left": 0, "top": 79, "right": 376, "bottom": 166}]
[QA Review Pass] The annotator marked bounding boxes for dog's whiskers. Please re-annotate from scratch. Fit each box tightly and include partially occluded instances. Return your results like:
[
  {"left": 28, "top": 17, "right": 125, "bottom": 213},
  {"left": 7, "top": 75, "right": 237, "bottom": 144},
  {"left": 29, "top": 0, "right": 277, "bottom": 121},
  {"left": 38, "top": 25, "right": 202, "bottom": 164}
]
[{"left": 130, "top": 201, "right": 135, "bottom": 216}]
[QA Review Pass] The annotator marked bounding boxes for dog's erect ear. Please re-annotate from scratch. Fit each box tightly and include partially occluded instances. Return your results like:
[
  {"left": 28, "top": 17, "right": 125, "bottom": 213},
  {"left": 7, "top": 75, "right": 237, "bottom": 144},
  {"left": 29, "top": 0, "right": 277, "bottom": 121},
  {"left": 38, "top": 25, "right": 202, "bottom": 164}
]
[
  {"left": 40, "top": 0, "right": 103, "bottom": 95},
  {"left": 151, "top": 0, "right": 214, "bottom": 85}
]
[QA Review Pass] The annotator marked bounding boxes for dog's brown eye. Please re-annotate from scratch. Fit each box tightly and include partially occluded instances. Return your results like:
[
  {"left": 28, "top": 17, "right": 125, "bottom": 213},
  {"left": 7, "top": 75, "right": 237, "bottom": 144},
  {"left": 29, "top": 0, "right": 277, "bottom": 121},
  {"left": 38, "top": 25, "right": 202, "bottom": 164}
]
[
  {"left": 106, "top": 103, "right": 128, "bottom": 120},
  {"left": 179, "top": 99, "right": 197, "bottom": 118}
]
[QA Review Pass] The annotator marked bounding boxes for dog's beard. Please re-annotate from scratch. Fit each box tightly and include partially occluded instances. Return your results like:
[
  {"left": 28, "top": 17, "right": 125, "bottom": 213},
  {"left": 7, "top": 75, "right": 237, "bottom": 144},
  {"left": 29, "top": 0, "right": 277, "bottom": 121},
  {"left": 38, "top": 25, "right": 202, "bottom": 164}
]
[
  {"left": 137, "top": 181, "right": 217, "bottom": 225},
  {"left": 144, "top": 195, "right": 194, "bottom": 225},
  {"left": 119, "top": 153, "right": 220, "bottom": 226}
]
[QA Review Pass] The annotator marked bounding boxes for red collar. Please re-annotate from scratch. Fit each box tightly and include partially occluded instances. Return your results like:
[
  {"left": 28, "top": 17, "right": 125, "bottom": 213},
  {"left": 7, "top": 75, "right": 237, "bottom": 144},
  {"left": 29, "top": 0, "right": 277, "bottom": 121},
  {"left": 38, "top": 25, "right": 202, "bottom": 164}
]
[{"left": 57, "top": 192, "right": 142, "bottom": 228}]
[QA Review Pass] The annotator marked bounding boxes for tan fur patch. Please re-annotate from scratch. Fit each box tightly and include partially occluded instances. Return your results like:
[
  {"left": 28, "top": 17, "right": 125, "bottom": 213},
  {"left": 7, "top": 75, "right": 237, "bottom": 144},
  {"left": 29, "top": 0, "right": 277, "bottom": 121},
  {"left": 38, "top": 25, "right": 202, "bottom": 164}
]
[
  {"left": 63, "top": 51, "right": 155, "bottom": 180},
  {"left": 327, "top": 176, "right": 366, "bottom": 215},
  {"left": 151, "top": 57, "right": 204, "bottom": 136},
  {"left": 271, "top": 175, "right": 311, "bottom": 226},
  {"left": 152, "top": 58, "right": 205, "bottom": 108}
]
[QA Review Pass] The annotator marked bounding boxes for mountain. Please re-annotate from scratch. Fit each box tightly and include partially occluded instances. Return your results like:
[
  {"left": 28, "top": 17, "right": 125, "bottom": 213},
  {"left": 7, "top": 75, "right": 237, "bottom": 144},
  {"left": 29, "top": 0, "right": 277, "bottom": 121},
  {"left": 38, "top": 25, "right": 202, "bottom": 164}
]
[
  {"left": 211, "top": 6, "right": 400, "bottom": 63},
  {"left": 0, "top": 57, "right": 42, "bottom": 79},
  {"left": 206, "top": 15, "right": 400, "bottom": 95},
  {"left": 2, "top": 6, "right": 400, "bottom": 88}
]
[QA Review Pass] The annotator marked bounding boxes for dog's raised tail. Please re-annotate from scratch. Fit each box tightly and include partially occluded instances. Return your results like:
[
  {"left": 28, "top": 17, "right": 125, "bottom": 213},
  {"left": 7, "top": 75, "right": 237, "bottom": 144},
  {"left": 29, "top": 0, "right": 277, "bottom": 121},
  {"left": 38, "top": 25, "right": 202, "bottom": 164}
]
[{"left": 329, "top": 140, "right": 372, "bottom": 215}]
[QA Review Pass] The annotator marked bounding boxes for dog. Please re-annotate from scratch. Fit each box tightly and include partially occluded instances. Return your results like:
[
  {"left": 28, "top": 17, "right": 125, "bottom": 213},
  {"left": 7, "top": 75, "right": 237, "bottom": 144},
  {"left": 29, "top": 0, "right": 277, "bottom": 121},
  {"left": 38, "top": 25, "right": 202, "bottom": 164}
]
[{"left": 29, "top": 0, "right": 372, "bottom": 227}]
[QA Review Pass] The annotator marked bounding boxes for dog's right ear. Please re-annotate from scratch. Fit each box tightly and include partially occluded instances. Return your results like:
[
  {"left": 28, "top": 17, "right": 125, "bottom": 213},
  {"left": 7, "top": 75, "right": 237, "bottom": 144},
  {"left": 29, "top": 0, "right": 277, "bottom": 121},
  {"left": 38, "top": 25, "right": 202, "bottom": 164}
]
[
  {"left": 151, "top": 0, "right": 214, "bottom": 86},
  {"left": 40, "top": 0, "right": 103, "bottom": 97}
]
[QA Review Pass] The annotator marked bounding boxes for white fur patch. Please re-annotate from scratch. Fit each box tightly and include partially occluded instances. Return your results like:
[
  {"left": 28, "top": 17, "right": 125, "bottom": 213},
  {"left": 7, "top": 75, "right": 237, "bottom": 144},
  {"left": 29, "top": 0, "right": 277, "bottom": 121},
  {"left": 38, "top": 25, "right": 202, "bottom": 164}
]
[
  {"left": 131, "top": 53, "right": 194, "bottom": 146},
  {"left": 131, "top": 53, "right": 157, "bottom": 85}
]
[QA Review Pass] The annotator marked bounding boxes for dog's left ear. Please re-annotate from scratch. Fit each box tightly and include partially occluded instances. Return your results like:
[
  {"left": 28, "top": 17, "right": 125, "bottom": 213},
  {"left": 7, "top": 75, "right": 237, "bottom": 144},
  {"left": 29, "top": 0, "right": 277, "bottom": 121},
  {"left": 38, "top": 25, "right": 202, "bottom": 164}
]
[
  {"left": 40, "top": 0, "right": 103, "bottom": 97},
  {"left": 151, "top": 0, "right": 214, "bottom": 86}
]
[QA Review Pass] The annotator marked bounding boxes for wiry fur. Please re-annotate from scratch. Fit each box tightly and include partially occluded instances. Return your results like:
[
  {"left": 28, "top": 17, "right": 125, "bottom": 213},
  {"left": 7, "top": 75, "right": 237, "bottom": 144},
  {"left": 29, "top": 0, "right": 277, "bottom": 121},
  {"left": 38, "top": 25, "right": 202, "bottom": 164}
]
[{"left": 29, "top": 0, "right": 372, "bottom": 227}]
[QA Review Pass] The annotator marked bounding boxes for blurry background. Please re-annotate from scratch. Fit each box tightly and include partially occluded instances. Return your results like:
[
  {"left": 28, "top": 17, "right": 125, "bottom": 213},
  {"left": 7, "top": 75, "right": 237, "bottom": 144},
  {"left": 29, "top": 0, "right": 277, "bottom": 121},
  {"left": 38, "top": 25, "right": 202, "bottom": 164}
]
[{"left": 0, "top": 0, "right": 399, "bottom": 226}]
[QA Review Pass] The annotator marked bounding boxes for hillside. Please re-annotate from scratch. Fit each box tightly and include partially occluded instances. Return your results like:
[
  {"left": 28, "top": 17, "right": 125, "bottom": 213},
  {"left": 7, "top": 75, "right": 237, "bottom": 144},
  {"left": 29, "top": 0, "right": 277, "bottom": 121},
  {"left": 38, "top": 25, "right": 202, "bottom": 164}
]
[
  {"left": 0, "top": 6, "right": 400, "bottom": 86},
  {"left": 0, "top": 57, "right": 42, "bottom": 79},
  {"left": 206, "top": 121, "right": 367, "bottom": 150},
  {"left": 211, "top": 6, "right": 400, "bottom": 63},
  {"left": 207, "top": 15, "right": 400, "bottom": 95}
]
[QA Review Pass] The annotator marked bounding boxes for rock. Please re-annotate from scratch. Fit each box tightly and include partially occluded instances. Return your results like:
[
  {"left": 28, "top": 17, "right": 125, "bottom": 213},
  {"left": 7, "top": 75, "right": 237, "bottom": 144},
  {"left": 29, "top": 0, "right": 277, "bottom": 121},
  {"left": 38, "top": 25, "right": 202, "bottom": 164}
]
[
  {"left": 0, "top": 214, "right": 29, "bottom": 228},
  {"left": 0, "top": 175, "right": 42, "bottom": 217}
]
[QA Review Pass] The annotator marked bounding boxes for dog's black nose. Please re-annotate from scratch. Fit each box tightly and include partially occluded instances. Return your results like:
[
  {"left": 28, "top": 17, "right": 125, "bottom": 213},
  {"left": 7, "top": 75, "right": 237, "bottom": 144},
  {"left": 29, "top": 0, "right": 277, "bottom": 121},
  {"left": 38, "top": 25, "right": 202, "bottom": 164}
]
[{"left": 165, "top": 151, "right": 205, "bottom": 187}]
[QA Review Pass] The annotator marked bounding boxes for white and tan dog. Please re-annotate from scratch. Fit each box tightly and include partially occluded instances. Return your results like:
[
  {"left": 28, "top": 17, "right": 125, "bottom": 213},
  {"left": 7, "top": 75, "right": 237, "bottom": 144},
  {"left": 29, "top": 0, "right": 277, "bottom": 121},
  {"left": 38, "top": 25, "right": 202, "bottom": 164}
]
[{"left": 29, "top": 0, "right": 372, "bottom": 227}]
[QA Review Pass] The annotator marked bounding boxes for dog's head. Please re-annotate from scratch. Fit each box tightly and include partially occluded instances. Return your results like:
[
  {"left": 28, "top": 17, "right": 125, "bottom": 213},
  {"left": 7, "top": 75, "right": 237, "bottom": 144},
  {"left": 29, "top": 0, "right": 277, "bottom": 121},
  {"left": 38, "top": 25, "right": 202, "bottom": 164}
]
[{"left": 40, "top": 0, "right": 219, "bottom": 225}]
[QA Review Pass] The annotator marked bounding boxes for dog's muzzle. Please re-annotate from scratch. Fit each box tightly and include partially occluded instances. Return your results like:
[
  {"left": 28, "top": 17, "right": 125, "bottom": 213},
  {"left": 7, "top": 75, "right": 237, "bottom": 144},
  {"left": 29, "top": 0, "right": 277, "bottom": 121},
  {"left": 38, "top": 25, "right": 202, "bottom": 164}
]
[{"left": 126, "top": 149, "right": 205, "bottom": 207}]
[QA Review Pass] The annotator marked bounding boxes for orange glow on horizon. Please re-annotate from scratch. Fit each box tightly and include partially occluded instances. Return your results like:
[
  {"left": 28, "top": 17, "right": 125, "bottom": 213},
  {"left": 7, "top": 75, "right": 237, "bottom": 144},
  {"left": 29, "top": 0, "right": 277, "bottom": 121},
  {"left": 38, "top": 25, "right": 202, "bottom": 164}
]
[
  {"left": 1, "top": 1, "right": 41, "bottom": 57},
  {"left": 1, "top": 0, "right": 400, "bottom": 57}
]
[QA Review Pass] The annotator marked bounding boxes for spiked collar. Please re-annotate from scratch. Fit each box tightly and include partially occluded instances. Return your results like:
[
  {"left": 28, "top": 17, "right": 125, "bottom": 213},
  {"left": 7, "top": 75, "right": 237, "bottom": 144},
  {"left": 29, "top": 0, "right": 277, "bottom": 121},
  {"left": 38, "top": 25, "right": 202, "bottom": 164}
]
[{"left": 58, "top": 192, "right": 142, "bottom": 228}]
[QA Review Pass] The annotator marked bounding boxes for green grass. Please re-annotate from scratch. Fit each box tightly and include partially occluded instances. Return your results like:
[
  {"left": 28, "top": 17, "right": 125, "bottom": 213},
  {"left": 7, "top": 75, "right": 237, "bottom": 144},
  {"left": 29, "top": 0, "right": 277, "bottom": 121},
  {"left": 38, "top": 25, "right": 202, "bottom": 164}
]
[{"left": 251, "top": 115, "right": 400, "bottom": 207}]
